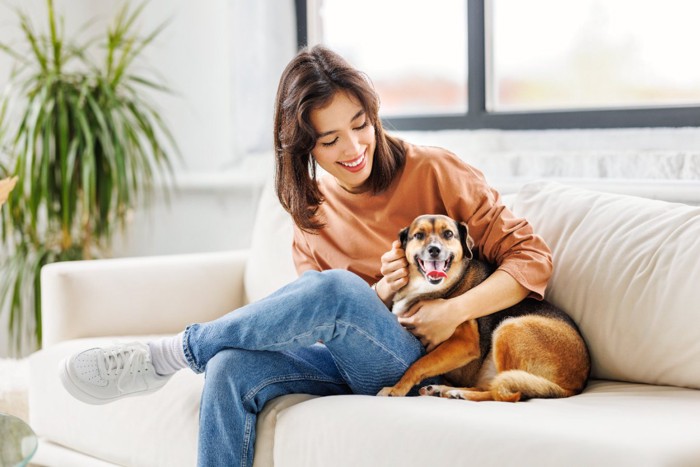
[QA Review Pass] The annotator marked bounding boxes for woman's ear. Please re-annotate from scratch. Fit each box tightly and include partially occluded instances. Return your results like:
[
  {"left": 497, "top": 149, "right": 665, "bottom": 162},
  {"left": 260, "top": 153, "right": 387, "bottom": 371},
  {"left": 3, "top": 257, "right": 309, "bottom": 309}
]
[{"left": 458, "top": 222, "right": 474, "bottom": 260}]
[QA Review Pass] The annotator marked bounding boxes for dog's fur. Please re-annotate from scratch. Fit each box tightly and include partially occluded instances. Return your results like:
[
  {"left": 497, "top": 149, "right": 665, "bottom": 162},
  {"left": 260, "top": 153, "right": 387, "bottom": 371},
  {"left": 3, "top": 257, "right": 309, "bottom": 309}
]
[{"left": 377, "top": 214, "right": 590, "bottom": 402}]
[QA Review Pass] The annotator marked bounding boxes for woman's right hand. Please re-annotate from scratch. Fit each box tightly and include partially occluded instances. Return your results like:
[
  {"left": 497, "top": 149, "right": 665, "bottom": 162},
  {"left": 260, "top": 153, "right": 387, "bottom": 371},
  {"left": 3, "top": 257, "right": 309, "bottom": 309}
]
[{"left": 375, "top": 240, "right": 409, "bottom": 305}]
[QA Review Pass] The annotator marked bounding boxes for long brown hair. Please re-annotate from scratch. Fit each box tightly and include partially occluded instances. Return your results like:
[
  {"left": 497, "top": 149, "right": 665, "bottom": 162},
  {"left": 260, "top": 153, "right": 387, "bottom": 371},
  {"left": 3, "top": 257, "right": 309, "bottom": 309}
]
[{"left": 274, "top": 45, "right": 406, "bottom": 232}]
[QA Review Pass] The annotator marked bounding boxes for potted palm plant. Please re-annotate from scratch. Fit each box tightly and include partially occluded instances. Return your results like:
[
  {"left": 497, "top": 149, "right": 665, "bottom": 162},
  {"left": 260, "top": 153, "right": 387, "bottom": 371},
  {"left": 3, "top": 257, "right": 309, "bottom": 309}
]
[{"left": 0, "top": 0, "right": 178, "bottom": 354}]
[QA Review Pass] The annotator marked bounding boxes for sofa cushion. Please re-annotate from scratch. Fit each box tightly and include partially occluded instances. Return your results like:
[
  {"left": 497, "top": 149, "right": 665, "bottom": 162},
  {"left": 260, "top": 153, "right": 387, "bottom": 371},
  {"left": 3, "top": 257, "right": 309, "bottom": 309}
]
[
  {"left": 244, "top": 179, "right": 297, "bottom": 303},
  {"left": 273, "top": 381, "right": 700, "bottom": 467},
  {"left": 511, "top": 181, "right": 700, "bottom": 389}
]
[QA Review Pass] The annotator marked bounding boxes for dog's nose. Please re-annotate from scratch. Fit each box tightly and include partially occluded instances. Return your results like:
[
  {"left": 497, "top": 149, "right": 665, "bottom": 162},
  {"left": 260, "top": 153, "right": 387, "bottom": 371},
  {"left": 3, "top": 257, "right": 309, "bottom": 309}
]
[{"left": 428, "top": 246, "right": 440, "bottom": 258}]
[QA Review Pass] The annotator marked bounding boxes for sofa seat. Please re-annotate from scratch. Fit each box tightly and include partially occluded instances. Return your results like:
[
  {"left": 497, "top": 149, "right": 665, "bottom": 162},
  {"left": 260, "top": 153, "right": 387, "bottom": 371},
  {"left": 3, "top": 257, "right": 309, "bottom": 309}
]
[
  {"left": 31, "top": 337, "right": 700, "bottom": 466},
  {"left": 274, "top": 381, "right": 700, "bottom": 467}
]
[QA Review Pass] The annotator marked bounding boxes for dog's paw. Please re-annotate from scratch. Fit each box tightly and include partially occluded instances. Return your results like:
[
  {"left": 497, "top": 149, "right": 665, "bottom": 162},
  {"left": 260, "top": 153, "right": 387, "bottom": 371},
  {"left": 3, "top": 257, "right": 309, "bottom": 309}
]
[
  {"left": 419, "top": 384, "right": 445, "bottom": 397},
  {"left": 377, "top": 386, "right": 410, "bottom": 397},
  {"left": 443, "top": 389, "right": 465, "bottom": 399},
  {"left": 420, "top": 385, "right": 467, "bottom": 399}
]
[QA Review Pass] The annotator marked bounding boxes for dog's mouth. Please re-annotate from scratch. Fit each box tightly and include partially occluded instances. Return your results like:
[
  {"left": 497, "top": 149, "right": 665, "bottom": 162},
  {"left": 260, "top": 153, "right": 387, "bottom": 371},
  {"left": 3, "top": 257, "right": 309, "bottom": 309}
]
[{"left": 416, "top": 255, "right": 453, "bottom": 285}]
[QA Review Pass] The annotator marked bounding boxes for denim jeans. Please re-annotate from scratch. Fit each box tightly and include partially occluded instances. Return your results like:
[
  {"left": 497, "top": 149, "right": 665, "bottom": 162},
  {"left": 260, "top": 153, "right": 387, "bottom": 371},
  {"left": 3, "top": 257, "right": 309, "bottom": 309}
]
[{"left": 182, "top": 269, "right": 428, "bottom": 467}]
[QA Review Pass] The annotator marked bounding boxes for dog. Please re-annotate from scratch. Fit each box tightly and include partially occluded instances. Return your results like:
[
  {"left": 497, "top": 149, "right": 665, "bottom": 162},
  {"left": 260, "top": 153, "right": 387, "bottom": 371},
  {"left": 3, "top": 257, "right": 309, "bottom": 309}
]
[{"left": 377, "top": 214, "right": 590, "bottom": 402}]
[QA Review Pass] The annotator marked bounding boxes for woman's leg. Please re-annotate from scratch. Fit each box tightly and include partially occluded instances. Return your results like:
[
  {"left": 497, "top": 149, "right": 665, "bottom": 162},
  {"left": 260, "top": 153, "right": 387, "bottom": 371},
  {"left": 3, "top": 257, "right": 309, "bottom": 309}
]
[
  {"left": 199, "top": 344, "right": 350, "bottom": 467},
  {"left": 60, "top": 269, "right": 424, "bottom": 403},
  {"left": 185, "top": 269, "right": 425, "bottom": 395},
  {"left": 60, "top": 269, "right": 429, "bottom": 463}
]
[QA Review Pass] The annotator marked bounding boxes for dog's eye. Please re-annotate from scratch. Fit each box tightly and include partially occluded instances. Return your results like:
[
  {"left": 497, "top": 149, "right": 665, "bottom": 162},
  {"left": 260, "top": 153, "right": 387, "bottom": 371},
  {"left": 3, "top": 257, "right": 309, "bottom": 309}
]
[
  {"left": 414, "top": 232, "right": 425, "bottom": 240},
  {"left": 443, "top": 230, "right": 454, "bottom": 239}
]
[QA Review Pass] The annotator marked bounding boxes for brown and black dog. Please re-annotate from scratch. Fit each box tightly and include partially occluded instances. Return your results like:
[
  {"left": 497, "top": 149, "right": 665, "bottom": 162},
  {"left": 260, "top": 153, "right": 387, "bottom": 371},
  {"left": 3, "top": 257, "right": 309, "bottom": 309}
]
[{"left": 377, "top": 214, "right": 590, "bottom": 402}]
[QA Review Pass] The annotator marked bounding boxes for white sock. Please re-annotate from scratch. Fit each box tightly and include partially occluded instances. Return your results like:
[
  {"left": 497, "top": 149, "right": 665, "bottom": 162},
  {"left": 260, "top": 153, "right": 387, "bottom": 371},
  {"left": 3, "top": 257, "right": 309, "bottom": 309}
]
[{"left": 147, "top": 332, "right": 188, "bottom": 376}]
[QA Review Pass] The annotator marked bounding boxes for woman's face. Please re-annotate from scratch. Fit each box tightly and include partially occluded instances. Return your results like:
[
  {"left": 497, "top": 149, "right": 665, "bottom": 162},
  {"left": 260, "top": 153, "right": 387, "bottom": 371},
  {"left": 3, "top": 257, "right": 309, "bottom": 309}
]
[{"left": 309, "top": 91, "right": 376, "bottom": 193}]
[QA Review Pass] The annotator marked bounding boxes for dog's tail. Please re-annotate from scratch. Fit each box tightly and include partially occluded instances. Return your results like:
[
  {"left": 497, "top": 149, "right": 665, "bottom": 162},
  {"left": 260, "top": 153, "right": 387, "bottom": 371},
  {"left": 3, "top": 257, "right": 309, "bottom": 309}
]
[{"left": 489, "top": 370, "right": 574, "bottom": 402}]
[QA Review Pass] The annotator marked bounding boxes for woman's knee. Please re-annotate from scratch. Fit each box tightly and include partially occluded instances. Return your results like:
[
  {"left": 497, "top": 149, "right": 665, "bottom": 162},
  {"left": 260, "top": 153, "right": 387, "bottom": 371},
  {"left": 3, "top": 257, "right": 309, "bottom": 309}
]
[
  {"left": 306, "top": 269, "right": 372, "bottom": 300},
  {"left": 204, "top": 348, "right": 255, "bottom": 392}
]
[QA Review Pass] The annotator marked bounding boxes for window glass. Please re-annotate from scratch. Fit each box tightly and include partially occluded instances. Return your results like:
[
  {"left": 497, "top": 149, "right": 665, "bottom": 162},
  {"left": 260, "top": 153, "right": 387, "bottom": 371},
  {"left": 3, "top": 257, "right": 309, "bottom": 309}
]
[
  {"left": 311, "top": 0, "right": 467, "bottom": 116},
  {"left": 489, "top": 0, "right": 700, "bottom": 111}
]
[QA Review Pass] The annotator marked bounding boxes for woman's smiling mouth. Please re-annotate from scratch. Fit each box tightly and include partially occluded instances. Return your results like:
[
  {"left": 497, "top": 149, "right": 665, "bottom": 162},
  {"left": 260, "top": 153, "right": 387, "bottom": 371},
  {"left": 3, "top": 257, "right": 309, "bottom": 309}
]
[{"left": 337, "top": 152, "right": 366, "bottom": 172}]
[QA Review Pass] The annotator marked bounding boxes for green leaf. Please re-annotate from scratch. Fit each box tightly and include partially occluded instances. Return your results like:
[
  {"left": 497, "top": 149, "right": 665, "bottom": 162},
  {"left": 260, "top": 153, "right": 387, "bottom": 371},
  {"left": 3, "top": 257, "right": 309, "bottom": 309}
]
[{"left": 18, "top": 10, "right": 48, "bottom": 73}]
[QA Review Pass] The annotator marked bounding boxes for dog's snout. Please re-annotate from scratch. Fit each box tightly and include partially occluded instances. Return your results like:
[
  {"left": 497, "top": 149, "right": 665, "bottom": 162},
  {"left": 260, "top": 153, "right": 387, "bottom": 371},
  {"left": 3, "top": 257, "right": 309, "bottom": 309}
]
[{"left": 428, "top": 245, "right": 441, "bottom": 258}]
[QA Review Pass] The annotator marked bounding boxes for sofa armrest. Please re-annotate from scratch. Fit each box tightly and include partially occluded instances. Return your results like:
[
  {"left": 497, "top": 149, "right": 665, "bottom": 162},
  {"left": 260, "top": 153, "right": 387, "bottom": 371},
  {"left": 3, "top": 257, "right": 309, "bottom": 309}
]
[{"left": 40, "top": 249, "right": 249, "bottom": 348}]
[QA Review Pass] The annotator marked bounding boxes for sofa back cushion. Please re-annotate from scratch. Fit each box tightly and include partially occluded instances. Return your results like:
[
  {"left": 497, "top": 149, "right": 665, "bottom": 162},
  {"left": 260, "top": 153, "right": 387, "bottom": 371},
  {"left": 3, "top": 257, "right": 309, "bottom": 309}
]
[
  {"left": 244, "top": 179, "right": 298, "bottom": 303},
  {"left": 511, "top": 181, "right": 700, "bottom": 389}
]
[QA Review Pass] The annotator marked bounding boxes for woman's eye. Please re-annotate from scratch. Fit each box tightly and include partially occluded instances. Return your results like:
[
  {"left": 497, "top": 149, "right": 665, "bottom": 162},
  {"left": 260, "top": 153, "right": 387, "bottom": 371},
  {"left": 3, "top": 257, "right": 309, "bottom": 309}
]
[
  {"left": 321, "top": 138, "right": 338, "bottom": 147},
  {"left": 443, "top": 230, "right": 454, "bottom": 239},
  {"left": 354, "top": 121, "right": 368, "bottom": 131}
]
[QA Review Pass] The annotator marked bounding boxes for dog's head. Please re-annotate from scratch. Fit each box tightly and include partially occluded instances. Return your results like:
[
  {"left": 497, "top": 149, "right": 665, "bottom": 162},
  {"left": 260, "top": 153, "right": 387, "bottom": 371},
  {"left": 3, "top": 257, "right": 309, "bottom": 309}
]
[{"left": 398, "top": 214, "right": 475, "bottom": 288}]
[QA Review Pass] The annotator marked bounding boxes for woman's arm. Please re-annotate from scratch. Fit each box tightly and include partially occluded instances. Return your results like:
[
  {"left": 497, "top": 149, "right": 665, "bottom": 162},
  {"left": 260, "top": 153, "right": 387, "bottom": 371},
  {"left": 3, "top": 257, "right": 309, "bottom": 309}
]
[{"left": 397, "top": 270, "right": 529, "bottom": 352}]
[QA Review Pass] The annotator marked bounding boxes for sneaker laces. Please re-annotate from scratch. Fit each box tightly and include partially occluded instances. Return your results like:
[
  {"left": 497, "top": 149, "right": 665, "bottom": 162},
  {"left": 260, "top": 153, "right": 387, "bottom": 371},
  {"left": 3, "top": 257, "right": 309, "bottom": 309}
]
[{"left": 97, "top": 343, "right": 151, "bottom": 393}]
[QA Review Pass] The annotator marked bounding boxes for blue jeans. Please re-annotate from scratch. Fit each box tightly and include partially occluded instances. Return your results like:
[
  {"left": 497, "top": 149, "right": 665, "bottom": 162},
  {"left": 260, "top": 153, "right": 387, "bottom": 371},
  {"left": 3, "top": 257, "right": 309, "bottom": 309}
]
[{"left": 182, "top": 269, "right": 428, "bottom": 467}]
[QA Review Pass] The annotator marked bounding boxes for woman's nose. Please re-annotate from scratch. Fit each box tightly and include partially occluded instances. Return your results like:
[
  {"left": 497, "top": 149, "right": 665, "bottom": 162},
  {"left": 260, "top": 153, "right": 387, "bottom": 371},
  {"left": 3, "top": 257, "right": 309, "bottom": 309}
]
[{"left": 342, "top": 133, "right": 361, "bottom": 156}]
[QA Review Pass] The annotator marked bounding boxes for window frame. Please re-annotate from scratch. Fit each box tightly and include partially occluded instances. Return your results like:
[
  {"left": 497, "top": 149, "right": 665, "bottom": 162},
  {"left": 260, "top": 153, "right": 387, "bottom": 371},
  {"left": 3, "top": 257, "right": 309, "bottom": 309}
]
[{"left": 295, "top": 0, "right": 700, "bottom": 130}]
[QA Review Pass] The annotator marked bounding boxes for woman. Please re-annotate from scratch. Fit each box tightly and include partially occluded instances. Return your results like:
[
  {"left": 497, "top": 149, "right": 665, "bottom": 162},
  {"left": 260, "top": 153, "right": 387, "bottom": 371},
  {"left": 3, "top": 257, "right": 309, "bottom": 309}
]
[{"left": 60, "top": 46, "right": 552, "bottom": 466}]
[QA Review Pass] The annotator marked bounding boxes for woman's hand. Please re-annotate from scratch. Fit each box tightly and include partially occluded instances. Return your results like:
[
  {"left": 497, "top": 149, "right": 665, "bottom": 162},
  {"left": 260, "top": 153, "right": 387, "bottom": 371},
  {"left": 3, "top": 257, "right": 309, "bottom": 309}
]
[
  {"left": 374, "top": 240, "right": 409, "bottom": 306},
  {"left": 398, "top": 270, "right": 531, "bottom": 351},
  {"left": 398, "top": 299, "right": 461, "bottom": 352}
]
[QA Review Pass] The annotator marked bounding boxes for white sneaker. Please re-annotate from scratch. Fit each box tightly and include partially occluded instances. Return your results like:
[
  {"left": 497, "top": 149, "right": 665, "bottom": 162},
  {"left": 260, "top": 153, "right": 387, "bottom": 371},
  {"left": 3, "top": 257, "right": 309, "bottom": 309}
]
[{"left": 59, "top": 342, "right": 171, "bottom": 405}]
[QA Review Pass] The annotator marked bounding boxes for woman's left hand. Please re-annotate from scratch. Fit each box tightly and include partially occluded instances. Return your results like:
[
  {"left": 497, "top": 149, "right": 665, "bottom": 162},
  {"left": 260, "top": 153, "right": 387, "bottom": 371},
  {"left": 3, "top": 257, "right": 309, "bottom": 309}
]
[{"left": 398, "top": 299, "right": 461, "bottom": 352}]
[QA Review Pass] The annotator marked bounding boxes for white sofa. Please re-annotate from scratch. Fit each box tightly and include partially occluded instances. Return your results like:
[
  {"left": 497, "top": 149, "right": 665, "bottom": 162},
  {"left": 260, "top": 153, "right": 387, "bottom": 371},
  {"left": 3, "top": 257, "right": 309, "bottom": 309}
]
[{"left": 29, "top": 179, "right": 700, "bottom": 466}]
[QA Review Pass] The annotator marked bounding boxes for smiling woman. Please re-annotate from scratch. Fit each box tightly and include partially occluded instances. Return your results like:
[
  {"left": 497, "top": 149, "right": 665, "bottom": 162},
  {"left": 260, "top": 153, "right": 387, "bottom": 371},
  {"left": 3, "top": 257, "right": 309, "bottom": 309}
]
[
  {"left": 309, "top": 92, "right": 376, "bottom": 193},
  {"left": 273, "top": 45, "right": 405, "bottom": 232},
  {"left": 59, "top": 44, "right": 555, "bottom": 467}
]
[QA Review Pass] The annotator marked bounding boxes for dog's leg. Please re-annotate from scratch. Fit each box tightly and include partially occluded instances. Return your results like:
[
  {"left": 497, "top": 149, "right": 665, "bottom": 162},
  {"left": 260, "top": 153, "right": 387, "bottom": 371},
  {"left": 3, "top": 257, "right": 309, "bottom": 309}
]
[
  {"left": 419, "top": 385, "right": 501, "bottom": 402},
  {"left": 419, "top": 356, "right": 492, "bottom": 398},
  {"left": 485, "top": 316, "right": 589, "bottom": 401},
  {"left": 377, "top": 321, "right": 480, "bottom": 397}
]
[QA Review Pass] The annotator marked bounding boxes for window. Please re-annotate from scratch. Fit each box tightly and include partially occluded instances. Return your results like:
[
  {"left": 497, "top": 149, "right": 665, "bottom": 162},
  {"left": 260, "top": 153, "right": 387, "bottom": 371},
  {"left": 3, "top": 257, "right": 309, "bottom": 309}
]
[
  {"left": 305, "top": 0, "right": 467, "bottom": 117},
  {"left": 296, "top": 0, "right": 700, "bottom": 130},
  {"left": 491, "top": 0, "right": 700, "bottom": 112}
]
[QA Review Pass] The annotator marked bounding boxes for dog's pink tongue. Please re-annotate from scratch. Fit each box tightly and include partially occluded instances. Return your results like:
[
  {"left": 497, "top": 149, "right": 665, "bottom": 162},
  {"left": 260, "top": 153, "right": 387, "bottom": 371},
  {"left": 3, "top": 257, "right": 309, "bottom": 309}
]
[
  {"left": 427, "top": 270, "right": 447, "bottom": 279},
  {"left": 425, "top": 260, "right": 447, "bottom": 279}
]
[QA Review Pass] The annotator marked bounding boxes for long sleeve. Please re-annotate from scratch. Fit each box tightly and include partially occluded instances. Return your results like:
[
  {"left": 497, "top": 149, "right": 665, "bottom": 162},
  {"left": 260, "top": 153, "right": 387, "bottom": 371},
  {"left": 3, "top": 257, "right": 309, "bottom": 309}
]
[
  {"left": 437, "top": 154, "right": 553, "bottom": 300},
  {"left": 291, "top": 225, "right": 322, "bottom": 276}
]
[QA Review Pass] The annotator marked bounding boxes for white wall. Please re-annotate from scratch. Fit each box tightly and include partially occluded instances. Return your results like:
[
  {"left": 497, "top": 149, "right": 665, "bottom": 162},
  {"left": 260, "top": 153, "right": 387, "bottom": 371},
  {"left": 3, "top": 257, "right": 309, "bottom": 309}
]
[{"left": 0, "top": 0, "right": 234, "bottom": 168}]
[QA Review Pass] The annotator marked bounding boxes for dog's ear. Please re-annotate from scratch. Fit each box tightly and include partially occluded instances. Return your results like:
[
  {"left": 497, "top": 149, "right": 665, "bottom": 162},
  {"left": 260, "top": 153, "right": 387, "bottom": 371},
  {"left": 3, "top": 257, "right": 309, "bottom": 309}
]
[
  {"left": 458, "top": 222, "right": 475, "bottom": 260},
  {"left": 398, "top": 226, "right": 409, "bottom": 249}
]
